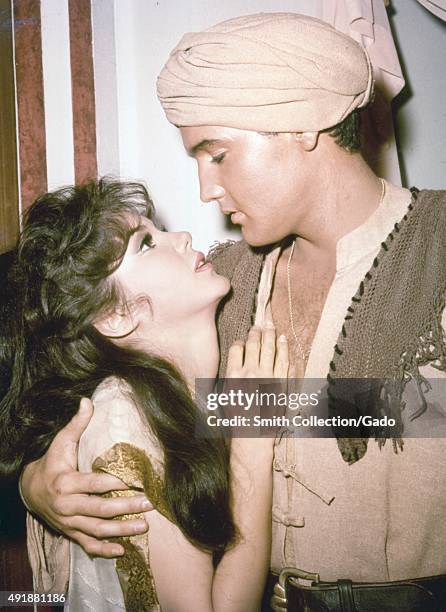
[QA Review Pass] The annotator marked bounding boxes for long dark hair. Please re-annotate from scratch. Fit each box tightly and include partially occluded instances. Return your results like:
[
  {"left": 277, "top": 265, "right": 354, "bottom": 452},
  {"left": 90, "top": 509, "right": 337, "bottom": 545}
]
[{"left": 0, "top": 178, "right": 235, "bottom": 556}]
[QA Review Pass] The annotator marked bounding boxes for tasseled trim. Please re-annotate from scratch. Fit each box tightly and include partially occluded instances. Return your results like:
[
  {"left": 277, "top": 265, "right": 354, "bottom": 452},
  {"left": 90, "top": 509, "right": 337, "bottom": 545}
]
[
  {"left": 206, "top": 239, "right": 237, "bottom": 263},
  {"left": 328, "top": 188, "right": 446, "bottom": 464}
]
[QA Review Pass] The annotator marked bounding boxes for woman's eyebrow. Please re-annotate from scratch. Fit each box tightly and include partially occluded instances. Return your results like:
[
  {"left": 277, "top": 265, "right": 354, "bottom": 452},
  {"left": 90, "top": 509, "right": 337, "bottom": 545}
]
[
  {"left": 126, "top": 222, "right": 146, "bottom": 245},
  {"left": 128, "top": 218, "right": 155, "bottom": 242}
]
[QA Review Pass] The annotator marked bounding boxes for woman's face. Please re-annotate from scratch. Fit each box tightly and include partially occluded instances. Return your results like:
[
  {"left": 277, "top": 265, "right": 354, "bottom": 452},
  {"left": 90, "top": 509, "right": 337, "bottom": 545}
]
[{"left": 112, "top": 216, "right": 230, "bottom": 326}]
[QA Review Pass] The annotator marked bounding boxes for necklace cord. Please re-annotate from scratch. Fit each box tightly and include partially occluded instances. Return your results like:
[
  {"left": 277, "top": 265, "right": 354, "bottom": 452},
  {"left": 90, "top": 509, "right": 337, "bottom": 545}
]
[{"left": 286, "top": 178, "right": 386, "bottom": 364}]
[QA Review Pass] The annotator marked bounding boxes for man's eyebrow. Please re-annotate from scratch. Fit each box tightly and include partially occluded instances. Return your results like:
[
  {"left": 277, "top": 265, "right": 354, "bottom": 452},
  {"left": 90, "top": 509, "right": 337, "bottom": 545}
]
[{"left": 188, "top": 139, "right": 223, "bottom": 157}]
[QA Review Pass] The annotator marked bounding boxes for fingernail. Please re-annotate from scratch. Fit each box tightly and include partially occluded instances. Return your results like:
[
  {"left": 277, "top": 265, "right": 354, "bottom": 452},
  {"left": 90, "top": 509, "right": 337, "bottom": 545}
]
[
  {"left": 134, "top": 520, "right": 148, "bottom": 533},
  {"left": 142, "top": 499, "right": 151, "bottom": 511},
  {"left": 79, "top": 398, "right": 91, "bottom": 414},
  {"left": 279, "top": 334, "right": 288, "bottom": 342},
  {"left": 111, "top": 546, "right": 124, "bottom": 556}
]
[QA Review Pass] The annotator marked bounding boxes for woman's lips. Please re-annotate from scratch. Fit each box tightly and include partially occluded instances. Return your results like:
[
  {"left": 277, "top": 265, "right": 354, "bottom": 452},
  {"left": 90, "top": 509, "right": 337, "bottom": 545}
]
[
  {"left": 194, "top": 251, "right": 213, "bottom": 272},
  {"left": 195, "top": 261, "right": 213, "bottom": 273}
]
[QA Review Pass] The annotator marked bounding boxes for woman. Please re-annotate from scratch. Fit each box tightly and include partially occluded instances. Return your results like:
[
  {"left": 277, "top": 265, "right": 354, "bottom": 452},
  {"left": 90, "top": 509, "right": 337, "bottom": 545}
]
[{"left": 1, "top": 178, "right": 288, "bottom": 611}]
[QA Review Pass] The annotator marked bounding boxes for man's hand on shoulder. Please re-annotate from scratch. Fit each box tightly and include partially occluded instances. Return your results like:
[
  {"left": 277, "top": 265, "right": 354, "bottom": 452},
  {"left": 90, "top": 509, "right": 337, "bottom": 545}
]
[{"left": 20, "top": 398, "right": 151, "bottom": 558}]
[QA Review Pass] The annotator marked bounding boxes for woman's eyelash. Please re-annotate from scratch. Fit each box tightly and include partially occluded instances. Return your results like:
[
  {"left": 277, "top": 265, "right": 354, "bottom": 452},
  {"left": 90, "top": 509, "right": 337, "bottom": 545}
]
[
  {"left": 140, "top": 233, "right": 155, "bottom": 251},
  {"left": 211, "top": 153, "right": 225, "bottom": 164}
]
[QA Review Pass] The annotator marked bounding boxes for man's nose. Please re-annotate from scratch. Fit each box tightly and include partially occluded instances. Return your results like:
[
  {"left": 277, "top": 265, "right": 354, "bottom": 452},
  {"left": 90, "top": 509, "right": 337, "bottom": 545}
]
[{"left": 198, "top": 167, "right": 225, "bottom": 204}]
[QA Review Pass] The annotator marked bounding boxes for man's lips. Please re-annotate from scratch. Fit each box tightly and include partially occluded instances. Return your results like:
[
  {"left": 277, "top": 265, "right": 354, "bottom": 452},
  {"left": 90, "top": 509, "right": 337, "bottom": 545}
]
[
  {"left": 230, "top": 212, "right": 244, "bottom": 224},
  {"left": 220, "top": 208, "right": 244, "bottom": 224}
]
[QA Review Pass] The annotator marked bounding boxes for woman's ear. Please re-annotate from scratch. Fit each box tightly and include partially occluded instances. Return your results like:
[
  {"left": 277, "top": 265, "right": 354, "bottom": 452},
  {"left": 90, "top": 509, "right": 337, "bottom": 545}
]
[
  {"left": 294, "top": 131, "right": 319, "bottom": 151},
  {"left": 94, "top": 308, "right": 137, "bottom": 339}
]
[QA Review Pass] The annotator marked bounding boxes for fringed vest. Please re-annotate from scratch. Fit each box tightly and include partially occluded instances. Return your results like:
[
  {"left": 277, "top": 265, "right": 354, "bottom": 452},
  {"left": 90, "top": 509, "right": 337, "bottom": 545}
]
[
  {"left": 329, "top": 189, "right": 446, "bottom": 463},
  {"left": 208, "top": 189, "right": 446, "bottom": 463}
]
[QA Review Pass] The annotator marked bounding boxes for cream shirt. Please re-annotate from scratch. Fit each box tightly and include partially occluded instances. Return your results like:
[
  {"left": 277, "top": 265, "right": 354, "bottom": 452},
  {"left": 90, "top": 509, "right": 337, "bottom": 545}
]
[{"left": 255, "top": 182, "right": 446, "bottom": 581}]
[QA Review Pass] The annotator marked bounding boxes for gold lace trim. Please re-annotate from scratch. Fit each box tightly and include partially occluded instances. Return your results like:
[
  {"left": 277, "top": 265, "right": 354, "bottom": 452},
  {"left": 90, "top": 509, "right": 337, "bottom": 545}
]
[{"left": 92, "top": 442, "right": 172, "bottom": 611}]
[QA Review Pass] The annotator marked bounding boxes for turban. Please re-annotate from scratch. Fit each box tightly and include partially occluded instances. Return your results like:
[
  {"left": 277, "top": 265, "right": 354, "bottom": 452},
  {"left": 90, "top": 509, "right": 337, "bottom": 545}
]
[{"left": 157, "top": 13, "right": 373, "bottom": 133}]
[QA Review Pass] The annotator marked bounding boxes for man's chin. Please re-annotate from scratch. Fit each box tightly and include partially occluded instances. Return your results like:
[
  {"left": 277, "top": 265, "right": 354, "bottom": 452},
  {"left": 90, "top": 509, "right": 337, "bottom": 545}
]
[{"left": 241, "top": 228, "right": 278, "bottom": 248}]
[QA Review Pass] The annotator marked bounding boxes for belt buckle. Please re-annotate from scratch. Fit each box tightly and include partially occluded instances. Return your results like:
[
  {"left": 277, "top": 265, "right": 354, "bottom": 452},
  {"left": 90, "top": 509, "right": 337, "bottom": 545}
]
[{"left": 272, "top": 567, "right": 320, "bottom": 611}]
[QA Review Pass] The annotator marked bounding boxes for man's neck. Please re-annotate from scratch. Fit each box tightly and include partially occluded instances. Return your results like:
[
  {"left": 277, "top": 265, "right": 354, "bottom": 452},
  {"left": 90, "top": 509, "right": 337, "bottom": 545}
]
[
  {"left": 271, "top": 145, "right": 384, "bottom": 372},
  {"left": 291, "top": 139, "right": 384, "bottom": 261}
]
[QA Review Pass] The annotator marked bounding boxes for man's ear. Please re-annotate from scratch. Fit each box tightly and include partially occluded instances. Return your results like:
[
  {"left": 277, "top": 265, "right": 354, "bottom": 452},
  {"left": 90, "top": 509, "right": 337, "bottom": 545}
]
[
  {"left": 294, "top": 131, "right": 319, "bottom": 152},
  {"left": 94, "top": 308, "right": 137, "bottom": 339}
]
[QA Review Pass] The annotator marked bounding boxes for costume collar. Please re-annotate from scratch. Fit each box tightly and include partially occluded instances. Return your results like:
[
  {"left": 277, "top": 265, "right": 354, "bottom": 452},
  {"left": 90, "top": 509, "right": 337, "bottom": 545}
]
[{"left": 336, "top": 181, "right": 411, "bottom": 272}]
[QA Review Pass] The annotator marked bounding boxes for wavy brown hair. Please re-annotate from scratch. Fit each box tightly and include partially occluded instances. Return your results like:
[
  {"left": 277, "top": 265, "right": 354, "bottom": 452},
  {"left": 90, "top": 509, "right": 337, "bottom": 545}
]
[{"left": 0, "top": 178, "right": 235, "bottom": 557}]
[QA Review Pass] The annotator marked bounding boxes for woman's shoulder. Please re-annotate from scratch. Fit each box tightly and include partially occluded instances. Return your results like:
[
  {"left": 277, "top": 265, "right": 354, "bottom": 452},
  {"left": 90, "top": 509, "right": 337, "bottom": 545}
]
[
  {"left": 79, "top": 376, "right": 163, "bottom": 473},
  {"left": 91, "top": 375, "right": 132, "bottom": 406}
]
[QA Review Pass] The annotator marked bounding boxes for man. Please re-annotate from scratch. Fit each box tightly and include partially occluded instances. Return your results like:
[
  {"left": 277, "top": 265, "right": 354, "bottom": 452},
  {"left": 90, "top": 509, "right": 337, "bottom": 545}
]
[{"left": 20, "top": 13, "right": 446, "bottom": 610}]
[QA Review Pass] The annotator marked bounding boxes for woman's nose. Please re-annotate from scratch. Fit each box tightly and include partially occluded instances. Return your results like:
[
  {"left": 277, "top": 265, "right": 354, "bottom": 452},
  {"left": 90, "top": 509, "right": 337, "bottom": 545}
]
[{"left": 174, "top": 231, "right": 192, "bottom": 251}]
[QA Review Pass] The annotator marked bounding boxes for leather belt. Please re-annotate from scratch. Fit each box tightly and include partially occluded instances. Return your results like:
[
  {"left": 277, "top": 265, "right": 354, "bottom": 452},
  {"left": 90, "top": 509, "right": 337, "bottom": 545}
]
[{"left": 263, "top": 568, "right": 446, "bottom": 611}]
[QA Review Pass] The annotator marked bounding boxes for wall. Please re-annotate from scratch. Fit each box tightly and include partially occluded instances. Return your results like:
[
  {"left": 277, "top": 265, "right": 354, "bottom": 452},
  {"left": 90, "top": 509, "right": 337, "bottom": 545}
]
[
  {"left": 94, "top": 0, "right": 323, "bottom": 252},
  {"left": 41, "top": 0, "right": 75, "bottom": 190},
  {"left": 0, "top": 0, "right": 19, "bottom": 254},
  {"left": 390, "top": 0, "right": 446, "bottom": 189},
  {"left": 97, "top": 0, "right": 446, "bottom": 252},
  {"left": 36, "top": 0, "right": 446, "bottom": 252}
]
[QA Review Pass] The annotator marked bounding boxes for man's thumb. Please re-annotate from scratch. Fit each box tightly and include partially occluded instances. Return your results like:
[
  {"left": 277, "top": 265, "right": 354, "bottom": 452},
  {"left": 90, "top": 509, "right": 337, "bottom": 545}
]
[{"left": 50, "top": 398, "right": 94, "bottom": 460}]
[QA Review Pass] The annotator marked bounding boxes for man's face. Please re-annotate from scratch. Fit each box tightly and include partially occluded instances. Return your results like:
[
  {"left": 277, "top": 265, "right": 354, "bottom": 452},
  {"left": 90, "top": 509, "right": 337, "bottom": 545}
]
[{"left": 180, "top": 126, "right": 311, "bottom": 247}]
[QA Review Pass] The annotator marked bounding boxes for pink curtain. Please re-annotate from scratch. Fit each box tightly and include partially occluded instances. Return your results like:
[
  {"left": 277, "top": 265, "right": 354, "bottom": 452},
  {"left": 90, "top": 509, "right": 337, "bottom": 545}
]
[
  {"left": 416, "top": 0, "right": 446, "bottom": 21},
  {"left": 321, "top": 0, "right": 404, "bottom": 184}
]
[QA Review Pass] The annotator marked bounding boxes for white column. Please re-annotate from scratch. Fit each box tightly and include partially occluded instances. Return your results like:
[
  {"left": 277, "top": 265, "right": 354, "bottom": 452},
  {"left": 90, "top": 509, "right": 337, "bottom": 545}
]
[
  {"left": 91, "top": 0, "right": 121, "bottom": 176},
  {"left": 40, "top": 0, "right": 75, "bottom": 190}
]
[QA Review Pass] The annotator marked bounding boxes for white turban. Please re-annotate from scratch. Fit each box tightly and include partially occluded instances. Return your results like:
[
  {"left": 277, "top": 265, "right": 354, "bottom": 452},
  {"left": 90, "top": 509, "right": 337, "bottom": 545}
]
[{"left": 157, "top": 12, "right": 373, "bottom": 132}]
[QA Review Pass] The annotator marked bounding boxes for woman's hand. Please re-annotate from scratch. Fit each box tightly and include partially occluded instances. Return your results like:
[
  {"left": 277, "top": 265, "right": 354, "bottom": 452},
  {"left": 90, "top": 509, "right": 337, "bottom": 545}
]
[
  {"left": 20, "top": 398, "right": 151, "bottom": 558},
  {"left": 223, "top": 324, "right": 289, "bottom": 456},
  {"left": 210, "top": 324, "right": 287, "bottom": 610},
  {"left": 226, "top": 324, "right": 289, "bottom": 379}
]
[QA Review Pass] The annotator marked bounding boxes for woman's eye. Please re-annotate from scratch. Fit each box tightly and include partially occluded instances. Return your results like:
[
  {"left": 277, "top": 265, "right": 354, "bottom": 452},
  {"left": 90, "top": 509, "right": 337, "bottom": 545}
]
[
  {"left": 140, "top": 233, "right": 155, "bottom": 252},
  {"left": 211, "top": 153, "right": 226, "bottom": 164}
]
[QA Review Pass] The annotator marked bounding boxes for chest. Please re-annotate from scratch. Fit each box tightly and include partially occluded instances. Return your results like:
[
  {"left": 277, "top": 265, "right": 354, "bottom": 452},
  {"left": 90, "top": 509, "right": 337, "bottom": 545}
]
[{"left": 270, "top": 251, "right": 335, "bottom": 368}]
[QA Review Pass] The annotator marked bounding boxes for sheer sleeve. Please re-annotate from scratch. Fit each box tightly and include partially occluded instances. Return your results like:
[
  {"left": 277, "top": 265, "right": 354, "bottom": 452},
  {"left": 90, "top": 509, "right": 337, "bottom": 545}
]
[
  {"left": 26, "top": 513, "right": 70, "bottom": 594},
  {"left": 66, "top": 377, "right": 171, "bottom": 612}
]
